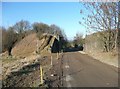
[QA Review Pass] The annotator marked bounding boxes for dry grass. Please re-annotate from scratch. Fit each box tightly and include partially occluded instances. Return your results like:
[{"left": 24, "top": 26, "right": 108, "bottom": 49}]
[{"left": 87, "top": 51, "right": 118, "bottom": 67}]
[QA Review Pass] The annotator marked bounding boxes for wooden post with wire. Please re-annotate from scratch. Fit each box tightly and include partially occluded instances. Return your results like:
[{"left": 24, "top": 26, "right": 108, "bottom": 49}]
[
  {"left": 40, "top": 65, "right": 43, "bottom": 85},
  {"left": 51, "top": 55, "right": 53, "bottom": 66},
  {"left": 57, "top": 34, "right": 59, "bottom": 59}
]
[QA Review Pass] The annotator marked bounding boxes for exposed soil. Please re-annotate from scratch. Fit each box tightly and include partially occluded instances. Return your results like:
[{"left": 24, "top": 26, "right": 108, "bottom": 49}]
[
  {"left": 3, "top": 57, "right": 41, "bottom": 87},
  {"left": 2, "top": 53, "right": 63, "bottom": 88}
]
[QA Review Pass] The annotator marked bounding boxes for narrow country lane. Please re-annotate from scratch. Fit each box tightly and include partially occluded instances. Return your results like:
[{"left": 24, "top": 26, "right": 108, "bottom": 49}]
[{"left": 62, "top": 52, "right": 118, "bottom": 87}]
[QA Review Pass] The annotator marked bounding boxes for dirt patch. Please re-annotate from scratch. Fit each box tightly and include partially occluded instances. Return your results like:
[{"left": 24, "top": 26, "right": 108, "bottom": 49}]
[
  {"left": 3, "top": 62, "right": 40, "bottom": 87},
  {"left": 11, "top": 33, "right": 44, "bottom": 58},
  {"left": 43, "top": 53, "right": 63, "bottom": 87},
  {"left": 2, "top": 53, "right": 63, "bottom": 88},
  {"left": 2, "top": 55, "right": 41, "bottom": 79},
  {"left": 2, "top": 55, "right": 49, "bottom": 87}
]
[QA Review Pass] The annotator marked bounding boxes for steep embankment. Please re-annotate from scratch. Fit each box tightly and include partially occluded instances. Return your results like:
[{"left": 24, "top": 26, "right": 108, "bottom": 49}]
[
  {"left": 11, "top": 33, "right": 57, "bottom": 58},
  {"left": 2, "top": 33, "right": 57, "bottom": 81},
  {"left": 11, "top": 33, "right": 44, "bottom": 58}
]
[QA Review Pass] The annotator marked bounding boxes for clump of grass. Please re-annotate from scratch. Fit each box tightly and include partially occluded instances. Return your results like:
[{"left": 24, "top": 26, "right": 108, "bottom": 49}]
[{"left": 2, "top": 56, "right": 17, "bottom": 63}]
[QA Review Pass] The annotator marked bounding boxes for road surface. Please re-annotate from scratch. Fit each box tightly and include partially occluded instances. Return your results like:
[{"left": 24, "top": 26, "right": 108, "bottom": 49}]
[{"left": 62, "top": 52, "right": 118, "bottom": 87}]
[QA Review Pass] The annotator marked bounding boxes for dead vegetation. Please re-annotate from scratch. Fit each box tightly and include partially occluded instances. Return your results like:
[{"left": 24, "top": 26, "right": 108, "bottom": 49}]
[
  {"left": 1, "top": 30, "right": 64, "bottom": 87},
  {"left": 2, "top": 52, "right": 63, "bottom": 87},
  {"left": 86, "top": 51, "right": 118, "bottom": 67}
]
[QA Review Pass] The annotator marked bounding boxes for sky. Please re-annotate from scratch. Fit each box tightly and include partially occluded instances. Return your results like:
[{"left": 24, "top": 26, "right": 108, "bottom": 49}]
[{"left": 2, "top": 2, "right": 87, "bottom": 40}]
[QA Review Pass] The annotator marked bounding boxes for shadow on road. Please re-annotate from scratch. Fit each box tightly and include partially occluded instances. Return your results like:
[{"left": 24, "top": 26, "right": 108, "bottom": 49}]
[{"left": 63, "top": 46, "right": 83, "bottom": 53}]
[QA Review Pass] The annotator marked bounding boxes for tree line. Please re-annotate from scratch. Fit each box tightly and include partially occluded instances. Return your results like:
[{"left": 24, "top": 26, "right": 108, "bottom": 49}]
[{"left": 1, "top": 20, "right": 67, "bottom": 56}]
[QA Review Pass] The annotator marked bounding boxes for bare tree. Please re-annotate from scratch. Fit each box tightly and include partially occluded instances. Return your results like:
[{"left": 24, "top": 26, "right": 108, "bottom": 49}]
[
  {"left": 73, "top": 33, "right": 84, "bottom": 47},
  {"left": 5, "top": 27, "right": 17, "bottom": 56},
  {"left": 33, "top": 22, "right": 50, "bottom": 33},
  {"left": 50, "top": 24, "right": 68, "bottom": 50},
  {"left": 1, "top": 27, "right": 7, "bottom": 53},
  {"left": 0, "top": 27, "right": 2, "bottom": 53},
  {"left": 32, "top": 22, "right": 50, "bottom": 40},
  {"left": 13, "top": 20, "right": 30, "bottom": 33},
  {"left": 13, "top": 20, "right": 30, "bottom": 40},
  {"left": 117, "top": 2, "right": 120, "bottom": 52},
  {"left": 50, "top": 24, "right": 62, "bottom": 35},
  {"left": 79, "top": 2, "right": 119, "bottom": 52}
]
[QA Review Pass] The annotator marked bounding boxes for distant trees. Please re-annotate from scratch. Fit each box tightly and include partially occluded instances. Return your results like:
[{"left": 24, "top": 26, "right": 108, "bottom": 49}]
[
  {"left": 32, "top": 22, "right": 50, "bottom": 39},
  {"left": 32, "top": 23, "right": 67, "bottom": 49},
  {"left": 13, "top": 20, "right": 31, "bottom": 40},
  {"left": 50, "top": 24, "right": 68, "bottom": 50},
  {"left": 32, "top": 22, "right": 49, "bottom": 33},
  {"left": 0, "top": 27, "right": 4, "bottom": 53},
  {"left": 13, "top": 20, "right": 30, "bottom": 34},
  {"left": 64, "top": 33, "right": 85, "bottom": 49},
  {"left": 1, "top": 27, "right": 17, "bottom": 55},
  {"left": 5, "top": 27, "right": 18, "bottom": 56},
  {"left": 73, "top": 33, "right": 84, "bottom": 47},
  {"left": 1, "top": 20, "right": 67, "bottom": 55},
  {"left": 1, "top": 20, "right": 31, "bottom": 56},
  {"left": 50, "top": 24, "right": 62, "bottom": 35},
  {"left": 1, "top": 27, "right": 7, "bottom": 53},
  {"left": 79, "top": 2, "right": 119, "bottom": 52},
  {"left": 32, "top": 23, "right": 66, "bottom": 39}
]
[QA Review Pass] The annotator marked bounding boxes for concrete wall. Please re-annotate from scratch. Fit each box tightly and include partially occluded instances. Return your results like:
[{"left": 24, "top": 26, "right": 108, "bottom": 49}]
[{"left": 84, "top": 33, "right": 104, "bottom": 53}]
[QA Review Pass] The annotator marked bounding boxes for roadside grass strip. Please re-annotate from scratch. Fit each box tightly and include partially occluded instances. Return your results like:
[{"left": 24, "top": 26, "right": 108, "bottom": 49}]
[{"left": 78, "top": 51, "right": 86, "bottom": 54}]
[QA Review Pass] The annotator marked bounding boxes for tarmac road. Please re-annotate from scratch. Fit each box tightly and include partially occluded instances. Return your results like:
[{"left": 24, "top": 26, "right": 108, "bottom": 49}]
[{"left": 62, "top": 52, "right": 118, "bottom": 87}]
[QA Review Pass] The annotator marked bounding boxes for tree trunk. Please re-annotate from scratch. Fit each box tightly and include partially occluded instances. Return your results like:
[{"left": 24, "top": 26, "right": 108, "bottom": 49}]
[
  {"left": 8, "top": 47, "right": 12, "bottom": 56},
  {"left": 118, "top": 2, "right": 120, "bottom": 53}
]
